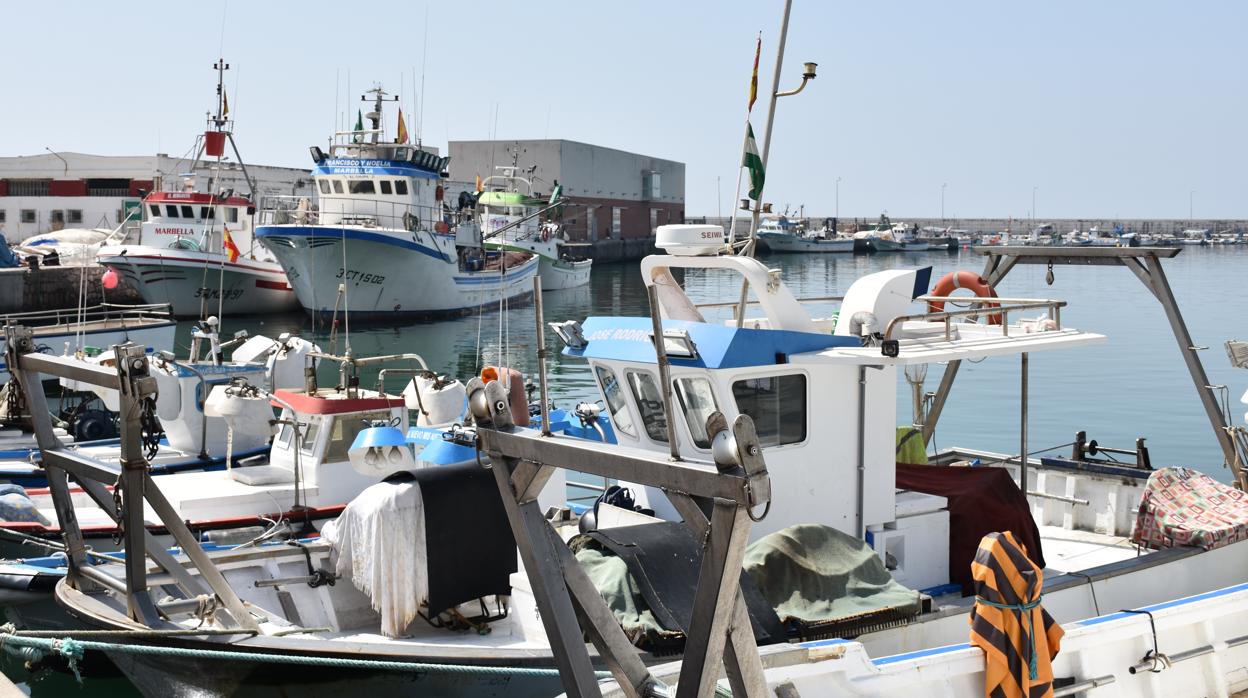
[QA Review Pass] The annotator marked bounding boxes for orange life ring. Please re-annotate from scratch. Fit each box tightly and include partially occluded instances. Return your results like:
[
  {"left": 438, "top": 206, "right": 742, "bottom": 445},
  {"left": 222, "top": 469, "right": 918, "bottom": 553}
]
[
  {"left": 435, "top": 185, "right": 445, "bottom": 201},
  {"left": 927, "top": 270, "right": 1003, "bottom": 325},
  {"left": 480, "top": 366, "right": 530, "bottom": 427}
]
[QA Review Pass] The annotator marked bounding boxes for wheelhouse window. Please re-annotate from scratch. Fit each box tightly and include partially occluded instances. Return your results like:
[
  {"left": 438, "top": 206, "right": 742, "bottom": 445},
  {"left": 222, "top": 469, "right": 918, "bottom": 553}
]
[
  {"left": 731, "top": 374, "right": 807, "bottom": 447},
  {"left": 379, "top": 180, "right": 393, "bottom": 195},
  {"left": 594, "top": 365, "right": 636, "bottom": 438},
  {"left": 300, "top": 421, "right": 320, "bottom": 455},
  {"left": 67, "top": 210, "right": 83, "bottom": 224},
  {"left": 395, "top": 180, "right": 409, "bottom": 195},
  {"left": 20, "top": 210, "right": 35, "bottom": 224},
  {"left": 149, "top": 204, "right": 160, "bottom": 217},
  {"left": 180, "top": 205, "right": 195, "bottom": 218},
  {"left": 674, "top": 377, "right": 718, "bottom": 449},
  {"left": 226, "top": 207, "right": 239, "bottom": 223},
  {"left": 626, "top": 370, "right": 668, "bottom": 443},
  {"left": 324, "top": 411, "right": 394, "bottom": 462},
  {"left": 332, "top": 180, "right": 344, "bottom": 194},
  {"left": 318, "top": 180, "right": 331, "bottom": 194},
  {"left": 165, "top": 205, "right": 179, "bottom": 217},
  {"left": 348, "top": 180, "right": 375, "bottom": 195}
]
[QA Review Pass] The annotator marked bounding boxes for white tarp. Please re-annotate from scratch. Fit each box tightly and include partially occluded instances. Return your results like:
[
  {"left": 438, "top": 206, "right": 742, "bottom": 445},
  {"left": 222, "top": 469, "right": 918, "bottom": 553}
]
[{"left": 323, "top": 480, "right": 428, "bottom": 637}]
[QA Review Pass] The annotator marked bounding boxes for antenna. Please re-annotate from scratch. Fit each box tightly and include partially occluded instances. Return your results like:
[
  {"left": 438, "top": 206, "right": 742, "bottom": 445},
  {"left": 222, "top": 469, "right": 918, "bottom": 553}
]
[
  {"left": 212, "top": 58, "right": 230, "bottom": 129},
  {"left": 417, "top": 5, "right": 429, "bottom": 143}
]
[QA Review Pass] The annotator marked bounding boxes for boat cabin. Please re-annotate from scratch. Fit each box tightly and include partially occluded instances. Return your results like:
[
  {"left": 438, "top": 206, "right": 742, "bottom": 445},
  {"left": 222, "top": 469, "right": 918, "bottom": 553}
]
[
  {"left": 139, "top": 191, "right": 256, "bottom": 256},
  {"left": 559, "top": 224, "right": 1106, "bottom": 591}
]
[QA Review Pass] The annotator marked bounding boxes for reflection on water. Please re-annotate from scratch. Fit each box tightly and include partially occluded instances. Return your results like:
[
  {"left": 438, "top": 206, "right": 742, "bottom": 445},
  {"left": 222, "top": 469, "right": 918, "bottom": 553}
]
[{"left": 201, "top": 246, "right": 1248, "bottom": 480}]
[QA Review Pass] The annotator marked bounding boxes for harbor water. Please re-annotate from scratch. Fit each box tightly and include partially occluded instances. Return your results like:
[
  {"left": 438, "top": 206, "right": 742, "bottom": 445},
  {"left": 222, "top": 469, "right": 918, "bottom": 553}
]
[{"left": 6, "top": 244, "right": 1248, "bottom": 695}]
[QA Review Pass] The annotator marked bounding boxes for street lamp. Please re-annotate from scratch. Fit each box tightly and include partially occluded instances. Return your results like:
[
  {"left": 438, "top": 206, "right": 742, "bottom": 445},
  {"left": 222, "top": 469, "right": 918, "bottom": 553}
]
[
  {"left": 1032, "top": 186, "right": 1038, "bottom": 225},
  {"left": 941, "top": 183, "right": 947, "bottom": 222},
  {"left": 1189, "top": 190, "right": 1195, "bottom": 226}
]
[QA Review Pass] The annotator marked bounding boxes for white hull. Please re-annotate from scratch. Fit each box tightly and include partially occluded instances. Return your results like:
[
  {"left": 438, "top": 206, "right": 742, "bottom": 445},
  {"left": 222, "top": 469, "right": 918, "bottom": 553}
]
[
  {"left": 538, "top": 257, "right": 592, "bottom": 290},
  {"left": 257, "top": 225, "right": 539, "bottom": 319},
  {"left": 98, "top": 246, "right": 299, "bottom": 317},
  {"left": 759, "top": 233, "right": 855, "bottom": 253},
  {"left": 0, "top": 321, "right": 175, "bottom": 378}
]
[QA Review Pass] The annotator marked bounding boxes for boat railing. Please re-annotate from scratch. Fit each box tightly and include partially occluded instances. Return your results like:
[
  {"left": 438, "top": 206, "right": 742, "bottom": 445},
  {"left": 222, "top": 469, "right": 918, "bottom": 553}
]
[
  {"left": 1, "top": 302, "right": 173, "bottom": 334},
  {"left": 255, "top": 195, "right": 470, "bottom": 233},
  {"left": 890, "top": 295, "right": 1066, "bottom": 341}
]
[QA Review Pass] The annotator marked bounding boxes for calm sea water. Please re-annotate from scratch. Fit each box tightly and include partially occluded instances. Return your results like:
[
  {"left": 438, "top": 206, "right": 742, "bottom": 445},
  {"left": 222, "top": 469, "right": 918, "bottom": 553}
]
[{"left": 6, "top": 244, "right": 1247, "bottom": 694}]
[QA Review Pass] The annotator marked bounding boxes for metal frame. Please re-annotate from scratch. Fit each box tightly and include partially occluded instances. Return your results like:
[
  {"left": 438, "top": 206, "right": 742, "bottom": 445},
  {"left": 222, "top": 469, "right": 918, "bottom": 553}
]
[
  {"left": 3, "top": 326, "right": 258, "bottom": 631},
  {"left": 922, "top": 246, "right": 1247, "bottom": 489},
  {"left": 470, "top": 377, "right": 772, "bottom": 698}
]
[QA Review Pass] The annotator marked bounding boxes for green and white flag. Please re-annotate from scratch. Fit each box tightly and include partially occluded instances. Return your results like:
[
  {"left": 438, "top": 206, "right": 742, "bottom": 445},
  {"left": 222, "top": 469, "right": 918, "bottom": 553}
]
[{"left": 743, "top": 123, "right": 765, "bottom": 201}]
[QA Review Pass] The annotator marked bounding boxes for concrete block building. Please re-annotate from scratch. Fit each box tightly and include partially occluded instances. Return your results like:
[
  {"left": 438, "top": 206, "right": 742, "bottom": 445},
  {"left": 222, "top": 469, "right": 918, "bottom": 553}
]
[
  {"left": 448, "top": 139, "right": 684, "bottom": 247},
  {"left": 0, "top": 152, "right": 312, "bottom": 241}
]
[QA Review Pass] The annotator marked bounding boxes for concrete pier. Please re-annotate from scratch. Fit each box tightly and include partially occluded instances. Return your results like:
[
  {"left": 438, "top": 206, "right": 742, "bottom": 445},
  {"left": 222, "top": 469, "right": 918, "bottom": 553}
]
[{"left": 0, "top": 265, "right": 142, "bottom": 314}]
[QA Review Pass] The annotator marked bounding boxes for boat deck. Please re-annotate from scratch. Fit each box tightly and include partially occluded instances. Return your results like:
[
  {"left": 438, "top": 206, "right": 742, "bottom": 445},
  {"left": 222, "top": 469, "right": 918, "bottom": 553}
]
[{"left": 1037, "top": 523, "right": 1139, "bottom": 574}]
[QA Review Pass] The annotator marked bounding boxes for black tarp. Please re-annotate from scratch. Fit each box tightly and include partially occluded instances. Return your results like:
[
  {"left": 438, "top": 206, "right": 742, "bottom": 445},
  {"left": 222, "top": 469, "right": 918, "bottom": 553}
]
[{"left": 896, "top": 463, "right": 1045, "bottom": 596}]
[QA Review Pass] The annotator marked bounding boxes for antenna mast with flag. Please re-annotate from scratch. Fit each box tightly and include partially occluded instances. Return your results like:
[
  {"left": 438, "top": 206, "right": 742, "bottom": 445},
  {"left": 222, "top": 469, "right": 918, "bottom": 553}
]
[{"left": 726, "top": 33, "right": 763, "bottom": 251}]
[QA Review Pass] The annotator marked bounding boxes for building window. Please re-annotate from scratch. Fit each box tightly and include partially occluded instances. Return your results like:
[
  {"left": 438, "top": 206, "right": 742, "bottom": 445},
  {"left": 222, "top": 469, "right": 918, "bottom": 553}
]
[
  {"left": 50, "top": 210, "right": 65, "bottom": 225},
  {"left": 594, "top": 365, "right": 636, "bottom": 437},
  {"left": 67, "top": 210, "right": 83, "bottom": 225},
  {"left": 612, "top": 207, "right": 623, "bottom": 237},
  {"left": 332, "top": 180, "right": 344, "bottom": 194},
  {"left": 9, "top": 180, "right": 50, "bottom": 197},
  {"left": 732, "top": 374, "right": 807, "bottom": 447},
  {"left": 348, "top": 180, "right": 375, "bottom": 195},
  {"left": 394, "top": 180, "right": 409, "bottom": 195},
  {"left": 674, "top": 377, "right": 718, "bottom": 449},
  {"left": 318, "top": 180, "right": 331, "bottom": 194},
  {"left": 226, "top": 207, "right": 239, "bottom": 223},
  {"left": 180, "top": 205, "right": 194, "bottom": 218},
  {"left": 20, "top": 210, "right": 35, "bottom": 224},
  {"left": 587, "top": 210, "right": 597, "bottom": 241},
  {"left": 650, "top": 208, "right": 659, "bottom": 232},
  {"left": 626, "top": 370, "right": 668, "bottom": 443},
  {"left": 644, "top": 172, "right": 661, "bottom": 199},
  {"left": 379, "top": 181, "right": 393, "bottom": 195},
  {"left": 165, "top": 205, "right": 179, "bottom": 218}
]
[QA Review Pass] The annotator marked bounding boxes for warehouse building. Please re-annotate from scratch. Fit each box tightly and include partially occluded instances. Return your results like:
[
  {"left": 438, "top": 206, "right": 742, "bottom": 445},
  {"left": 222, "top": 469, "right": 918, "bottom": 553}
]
[
  {"left": 0, "top": 152, "right": 312, "bottom": 241},
  {"left": 449, "top": 139, "right": 684, "bottom": 255}
]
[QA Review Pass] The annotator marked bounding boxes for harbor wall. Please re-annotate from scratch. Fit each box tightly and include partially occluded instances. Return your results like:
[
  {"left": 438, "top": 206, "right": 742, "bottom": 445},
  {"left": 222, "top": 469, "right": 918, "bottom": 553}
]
[
  {"left": 0, "top": 265, "right": 142, "bottom": 314},
  {"left": 693, "top": 216, "right": 1248, "bottom": 236},
  {"left": 585, "top": 236, "right": 658, "bottom": 262}
]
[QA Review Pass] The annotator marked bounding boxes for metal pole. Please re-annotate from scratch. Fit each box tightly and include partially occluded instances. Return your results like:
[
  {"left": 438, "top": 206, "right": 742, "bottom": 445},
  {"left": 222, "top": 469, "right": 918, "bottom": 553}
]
[
  {"left": 647, "top": 284, "right": 681, "bottom": 460},
  {"left": 835, "top": 177, "right": 841, "bottom": 219},
  {"left": 856, "top": 365, "right": 867, "bottom": 538},
  {"left": 533, "top": 275, "right": 551, "bottom": 437},
  {"left": 748, "top": 0, "right": 793, "bottom": 241},
  {"left": 1020, "top": 352, "right": 1029, "bottom": 499}
]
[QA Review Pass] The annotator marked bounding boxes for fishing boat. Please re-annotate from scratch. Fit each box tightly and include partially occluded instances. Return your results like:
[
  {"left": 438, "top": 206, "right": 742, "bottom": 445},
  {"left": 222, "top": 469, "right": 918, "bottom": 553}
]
[
  {"left": 97, "top": 60, "right": 298, "bottom": 318},
  {"left": 255, "top": 86, "right": 539, "bottom": 321},
  {"left": 0, "top": 302, "right": 174, "bottom": 380},
  {"left": 477, "top": 165, "right": 592, "bottom": 290},
  {"left": 756, "top": 216, "right": 854, "bottom": 253}
]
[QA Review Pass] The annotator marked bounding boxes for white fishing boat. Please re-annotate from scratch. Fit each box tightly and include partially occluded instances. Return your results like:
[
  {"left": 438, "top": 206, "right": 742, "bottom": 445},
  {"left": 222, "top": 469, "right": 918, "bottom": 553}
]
[
  {"left": 757, "top": 216, "right": 854, "bottom": 253},
  {"left": 478, "top": 166, "right": 592, "bottom": 290},
  {"left": 97, "top": 60, "right": 298, "bottom": 318},
  {"left": 0, "top": 303, "right": 175, "bottom": 381},
  {"left": 255, "top": 86, "right": 539, "bottom": 321}
]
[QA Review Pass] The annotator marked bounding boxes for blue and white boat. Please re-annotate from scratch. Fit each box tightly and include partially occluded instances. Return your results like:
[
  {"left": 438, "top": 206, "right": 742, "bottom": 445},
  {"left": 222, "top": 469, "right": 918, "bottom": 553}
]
[{"left": 255, "top": 87, "right": 538, "bottom": 321}]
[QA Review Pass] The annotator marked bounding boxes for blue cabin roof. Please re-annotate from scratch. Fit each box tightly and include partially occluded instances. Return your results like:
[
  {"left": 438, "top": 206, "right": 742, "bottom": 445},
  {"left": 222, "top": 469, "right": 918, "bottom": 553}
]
[{"left": 564, "top": 316, "right": 859, "bottom": 369}]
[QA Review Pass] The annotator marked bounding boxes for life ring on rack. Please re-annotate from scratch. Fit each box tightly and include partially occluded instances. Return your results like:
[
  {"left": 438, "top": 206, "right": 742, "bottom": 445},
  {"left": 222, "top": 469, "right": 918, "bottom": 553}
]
[{"left": 927, "top": 270, "right": 1003, "bottom": 325}]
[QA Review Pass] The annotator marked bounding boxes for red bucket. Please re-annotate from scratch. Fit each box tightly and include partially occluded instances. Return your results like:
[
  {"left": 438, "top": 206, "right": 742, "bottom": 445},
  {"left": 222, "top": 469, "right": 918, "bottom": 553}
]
[{"left": 204, "top": 131, "right": 226, "bottom": 157}]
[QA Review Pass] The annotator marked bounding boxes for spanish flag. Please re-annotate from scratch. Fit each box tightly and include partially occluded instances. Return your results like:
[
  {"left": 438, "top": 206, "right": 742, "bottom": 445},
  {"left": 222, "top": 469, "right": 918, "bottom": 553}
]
[
  {"left": 475, "top": 174, "right": 483, "bottom": 193},
  {"left": 222, "top": 226, "right": 241, "bottom": 263},
  {"left": 748, "top": 34, "right": 761, "bottom": 113},
  {"left": 222, "top": 90, "right": 230, "bottom": 117},
  {"left": 396, "top": 107, "right": 409, "bottom": 144}
]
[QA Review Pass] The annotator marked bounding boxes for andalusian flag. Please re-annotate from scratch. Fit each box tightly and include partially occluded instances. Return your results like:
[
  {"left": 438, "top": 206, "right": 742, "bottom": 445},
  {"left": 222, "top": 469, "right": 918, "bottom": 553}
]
[
  {"left": 743, "top": 123, "right": 765, "bottom": 201},
  {"left": 353, "top": 109, "right": 364, "bottom": 143},
  {"left": 748, "top": 34, "right": 761, "bottom": 113},
  {"left": 222, "top": 226, "right": 241, "bottom": 263},
  {"left": 396, "top": 107, "right": 409, "bottom": 144}
]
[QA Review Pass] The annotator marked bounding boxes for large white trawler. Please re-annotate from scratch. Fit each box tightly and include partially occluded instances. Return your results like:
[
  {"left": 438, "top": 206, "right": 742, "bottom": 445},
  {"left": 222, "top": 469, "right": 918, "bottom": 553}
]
[
  {"left": 255, "top": 87, "right": 539, "bottom": 321},
  {"left": 97, "top": 59, "right": 298, "bottom": 317}
]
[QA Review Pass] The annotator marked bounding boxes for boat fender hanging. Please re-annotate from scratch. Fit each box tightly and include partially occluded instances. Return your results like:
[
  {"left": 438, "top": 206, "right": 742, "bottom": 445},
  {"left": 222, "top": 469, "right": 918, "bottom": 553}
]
[{"left": 928, "top": 270, "right": 1003, "bottom": 325}]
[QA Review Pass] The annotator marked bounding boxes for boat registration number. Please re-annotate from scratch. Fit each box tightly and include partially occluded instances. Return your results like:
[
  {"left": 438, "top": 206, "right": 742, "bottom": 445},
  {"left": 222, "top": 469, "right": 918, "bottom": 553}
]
[
  {"left": 194, "top": 288, "right": 245, "bottom": 301},
  {"left": 336, "top": 268, "right": 386, "bottom": 285}
]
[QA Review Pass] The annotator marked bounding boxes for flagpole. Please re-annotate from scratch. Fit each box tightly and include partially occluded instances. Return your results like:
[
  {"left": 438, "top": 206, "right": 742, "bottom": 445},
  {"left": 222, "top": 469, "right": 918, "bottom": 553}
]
[
  {"left": 727, "top": 32, "right": 761, "bottom": 252},
  {"left": 750, "top": 0, "right": 793, "bottom": 246}
]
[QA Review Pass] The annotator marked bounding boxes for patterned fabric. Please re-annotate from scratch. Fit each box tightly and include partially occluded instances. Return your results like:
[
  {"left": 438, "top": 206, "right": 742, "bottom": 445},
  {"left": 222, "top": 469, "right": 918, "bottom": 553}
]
[
  {"left": 969, "top": 531, "right": 1063, "bottom": 698},
  {"left": 1132, "top": 467, "right": 1248, "bottom": 550}
]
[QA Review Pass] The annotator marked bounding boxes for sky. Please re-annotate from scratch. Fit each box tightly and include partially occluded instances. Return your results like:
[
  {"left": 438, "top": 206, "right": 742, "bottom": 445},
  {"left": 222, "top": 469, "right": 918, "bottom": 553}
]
[{"left": 2, "top": 1, "right": 1245, "bottom": 220}]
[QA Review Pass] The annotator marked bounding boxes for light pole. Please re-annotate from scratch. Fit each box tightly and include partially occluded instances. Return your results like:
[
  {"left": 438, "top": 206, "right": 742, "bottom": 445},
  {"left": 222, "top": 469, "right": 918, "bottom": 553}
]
[
  {"left": 941, "top": 183, "right": 947, "bottom": 222},
  {"left": 1032, "top": 186, "right": 1037, "bottom": 225},
  {"left": 836, "top": 176, "right": 842, "bottom": 219},
  {"left": 1189, "top": 190, "right": 1195, "bottom": 226}
]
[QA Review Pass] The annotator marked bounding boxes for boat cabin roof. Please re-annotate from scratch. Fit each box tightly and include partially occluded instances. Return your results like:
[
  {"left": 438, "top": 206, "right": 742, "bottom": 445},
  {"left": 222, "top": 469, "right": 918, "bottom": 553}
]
[
  {"left": 145, "top": 191, "right": 252, "bottom": 207},
  {"left": 272, "top": 389, "right": 406, "bottom": 415}
]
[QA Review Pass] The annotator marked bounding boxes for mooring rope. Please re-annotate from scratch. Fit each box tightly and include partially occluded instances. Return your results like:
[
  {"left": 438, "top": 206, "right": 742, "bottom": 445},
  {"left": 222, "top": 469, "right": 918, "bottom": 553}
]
[{"left": 0, "top": 626, "right": 600, "bottom": 682}]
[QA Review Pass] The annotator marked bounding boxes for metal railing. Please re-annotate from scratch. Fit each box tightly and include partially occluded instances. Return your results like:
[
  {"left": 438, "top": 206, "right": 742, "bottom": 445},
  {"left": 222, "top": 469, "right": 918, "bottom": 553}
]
[
  {"left": 256, "top": 195, "right": 471, "bottom": 234},
  {"left": 886, "top": 295, "right": 1066, "bottom": 341},
  {"left": 2, "top": 303, "right": 173, "bottom": 332}
]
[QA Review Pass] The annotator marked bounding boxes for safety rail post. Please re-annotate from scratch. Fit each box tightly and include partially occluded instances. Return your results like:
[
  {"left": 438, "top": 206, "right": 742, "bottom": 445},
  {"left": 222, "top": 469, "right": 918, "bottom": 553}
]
[{"left": 470, "top": 377, "right": 771, "bottom": 698}]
